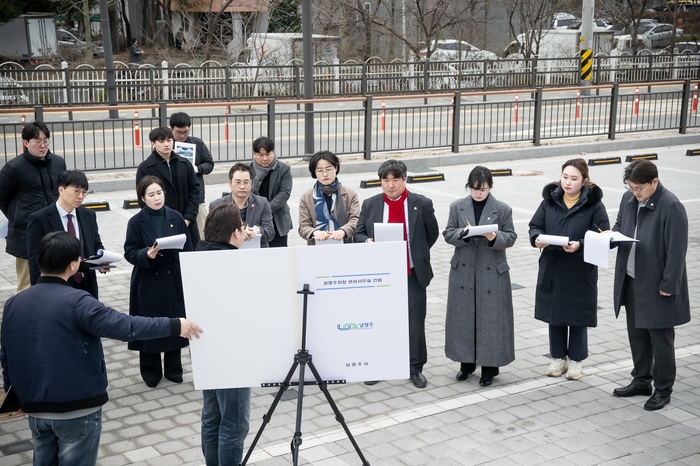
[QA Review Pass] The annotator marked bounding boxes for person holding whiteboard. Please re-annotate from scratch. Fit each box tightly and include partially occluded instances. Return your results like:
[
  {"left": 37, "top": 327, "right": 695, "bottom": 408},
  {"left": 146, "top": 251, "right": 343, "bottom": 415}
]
[
  {"left": 196, "top": 203, "right": 251, "bottom": 466},
  {"left": 124, "top": 176, "right": 193, "bottom": 388},
  {"left": 528, "top": 158, "right": 609, "bottom": 380},
  {"left": 298, "top": 151, "right": 360, "bottom": 245},
  {"left": 443, "top": 167, "right": 517, "bottom": 387}
]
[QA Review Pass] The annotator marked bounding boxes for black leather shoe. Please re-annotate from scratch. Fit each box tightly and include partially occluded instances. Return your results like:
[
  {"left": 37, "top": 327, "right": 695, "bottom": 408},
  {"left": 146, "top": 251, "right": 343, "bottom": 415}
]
[
  {"left": 410, "top": 373, "right": 427, "bottom": 388},
  {"left": 456, "top": 363, "right": 476, "bottom": 381},
  {"left": 479, "top": 375, "right": 494, "bottom": 387},
  {"left": 144, "top": 378, "right": 161, "bottom": 388},
  {"left": 364, "top": 380, "right": 380, "bottom": 386},
  {"left": 644, "top": 392, "right": 671, "bottom": 411},
  {"left": 613, "top": 384, "right": 653, "bottom": 397},
  {"left": 166, "top": 375, "right": 183, "bottom": 384},
  {"left": 456, "top": 371, "right": 470, "bottom": 381}
]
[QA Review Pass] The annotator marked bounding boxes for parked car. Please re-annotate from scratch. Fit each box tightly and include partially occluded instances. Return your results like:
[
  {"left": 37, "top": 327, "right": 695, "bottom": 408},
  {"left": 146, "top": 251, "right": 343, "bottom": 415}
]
[
  {"left": 57, "top": 28, "right": 104, "bottom": 58},
  {"left": 552, "top": 12, "right": 578, "bottom": 29},
  {"left": 567, "top": 19, "right": 612, "bottom": 31},
  {"left": 668, "top": 41, "right": 700, "bottom": 54},
  {"left": 417, "top": 40, "right": 497, "bottom": 61},
  {"left": 636, "top": 23, "right": 683, "bottom": 49},
  {"left": 612, "top": 19, "right": 658, "bottom": 36}
]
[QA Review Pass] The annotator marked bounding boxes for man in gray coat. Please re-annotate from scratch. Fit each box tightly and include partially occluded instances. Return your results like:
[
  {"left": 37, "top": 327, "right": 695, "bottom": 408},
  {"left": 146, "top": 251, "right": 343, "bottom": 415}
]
[{"left": 611, "top": 160, "right": 690, "bottom": 411}]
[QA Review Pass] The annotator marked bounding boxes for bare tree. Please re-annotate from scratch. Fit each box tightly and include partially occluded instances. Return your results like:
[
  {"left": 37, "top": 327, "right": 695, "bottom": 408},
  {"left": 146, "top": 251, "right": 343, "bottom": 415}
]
[
  {"left": 598, "top": 0, "right": 651, "bottom": 54},
  {"left": 504, "top": 0, "right": 573, "bottom": 58}
]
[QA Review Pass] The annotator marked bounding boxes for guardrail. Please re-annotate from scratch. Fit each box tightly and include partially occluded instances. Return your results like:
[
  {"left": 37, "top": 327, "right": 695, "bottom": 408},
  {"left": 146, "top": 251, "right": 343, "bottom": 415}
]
[
  {"left": 0, "top": 80, "right": 698, "bottom": 171},
  {"left": 1, "top": 52, "right": 700, "bottom": 107}
]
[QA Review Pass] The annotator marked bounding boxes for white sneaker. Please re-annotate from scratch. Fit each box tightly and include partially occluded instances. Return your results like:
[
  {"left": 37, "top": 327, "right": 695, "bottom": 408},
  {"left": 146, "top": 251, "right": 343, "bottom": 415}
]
[
  {"left": 547, "top": 358, "right": 568, "bottom": 377},
  {"left": 565, "top": 360, "right": 583, "bottom": 380}
]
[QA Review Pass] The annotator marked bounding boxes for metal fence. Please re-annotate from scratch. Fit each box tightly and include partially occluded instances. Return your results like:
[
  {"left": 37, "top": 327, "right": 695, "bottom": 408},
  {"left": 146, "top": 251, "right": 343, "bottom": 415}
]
[
  {"left": 2, "top": 52, "right": 700, "bottom": 107},
  {"left": 0, "top": 80, "right": 698, "bottom": 172}
]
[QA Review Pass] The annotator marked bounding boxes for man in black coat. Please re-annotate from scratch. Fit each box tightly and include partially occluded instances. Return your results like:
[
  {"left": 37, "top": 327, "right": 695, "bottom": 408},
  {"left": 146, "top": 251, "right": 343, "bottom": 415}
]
[
  {"left": 27, "top": 170, "right": 107, "bottom": 299},
  {"left": 0, "top": 121, "right": 66, "bottom": 292},
  {"left": 611, "top": 160, "right": 690, "bottom": 411},
  {"left": 354, "top": 159, "right": 439, "bottom": 388},
  {"left": 136, "top": 127, "right": 201, "bottom": 245},
  {"left": 170, "top": 112, "right": 215, "bottom": 240}
]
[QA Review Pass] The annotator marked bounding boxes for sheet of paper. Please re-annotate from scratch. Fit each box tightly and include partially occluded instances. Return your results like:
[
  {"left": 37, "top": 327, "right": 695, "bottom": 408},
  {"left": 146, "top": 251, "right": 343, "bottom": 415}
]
[
  {"left": 462, "top": 224, "right": 499, "bottom": 238},
  {"left": 538, "top": 234, "right": 570, "bottom": 246},
  {"left": 84, "top": 249, "right": 123, "bottom": 264},
  {"left": 374, "top": 223, "right": 404, "bottom": 242},
  {"left": 314, "top": 237, "right": 344, "bottom": 246},
  {"left": 583, "top": 230, "right": 639, "bottom": 269},
  {"left": 239, "top": 233, "right": 261, "bottom": 249},
  {"left": 606, "top": 231, "right": 639, "bottom": 243},
  {"left": 155, "top": 233, "right": 187, "bottom": 250},
  {"left": 174, "top": 141, "right": 196, "bottom": 166}
]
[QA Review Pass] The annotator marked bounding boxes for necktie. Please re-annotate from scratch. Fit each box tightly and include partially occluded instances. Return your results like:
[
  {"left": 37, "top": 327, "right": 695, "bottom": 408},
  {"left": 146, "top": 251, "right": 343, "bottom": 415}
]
[{"left": 66, "top": 213, "right": 83, "bottom": 285}]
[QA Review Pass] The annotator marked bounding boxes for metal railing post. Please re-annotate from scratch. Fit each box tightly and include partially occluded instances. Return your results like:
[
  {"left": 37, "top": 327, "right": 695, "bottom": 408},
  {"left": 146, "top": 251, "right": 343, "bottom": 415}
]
[
  {"left": 363, "top": 95, "right": 373, "bottom": 160},
  {"left": 595, "top": 55, "right": 601, "bottom": 95},
  {"left": 423, "top": 63, "right": 429, "bottom": 103},
  {"left": 647, "top": 54, "right": 653, "bottom": 92},
  {"left": 482, "top": 59, "right": 488, "bottom": 94},
  {"left": 225, "top": 68, "right": 232, "bottom": 101},
  {"left": 267, "top": 98, "right": 276, "bottom": 141},
  {"left": 679, "top": 79, "right": 690, "bottom": 134},
  {"left": 531, "top": 57, "right": 538, "bottom": 88},
  {"left": 159, "top": 102, "right": 167, "bottom": 127},
  {"left": 533, "top": 87, "right": 542, "bottom": 146},
  {"left": 608, "top": 83, "right": 619, "bottom": 140},
  {"left": 361, "top": 63, "right": 368, "bottom": 96},
  {"left": 149, "top": 69, "right": 156, "bottom": 117},
  {"left": 63, "top": 66, "right": 73, "bottom": 121},
  {"left": 452, "top": 91, "right": 461, "bottom": 153},
  {"left": 34, "top": 105, "right": 44, "bottom": 122}
]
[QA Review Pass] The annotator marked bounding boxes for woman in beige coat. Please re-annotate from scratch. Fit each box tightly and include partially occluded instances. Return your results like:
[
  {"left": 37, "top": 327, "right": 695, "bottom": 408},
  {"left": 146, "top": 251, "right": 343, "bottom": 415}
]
[{"left": 298, "top": 151, "right": 360, "bottom": 245}]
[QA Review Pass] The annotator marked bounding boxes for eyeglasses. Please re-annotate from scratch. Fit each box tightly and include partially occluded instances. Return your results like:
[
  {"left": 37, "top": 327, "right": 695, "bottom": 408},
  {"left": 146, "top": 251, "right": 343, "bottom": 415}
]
[
  {"left": 172, "top": 129, "right": 190, "bottom": 137},
  {"left": 232, "top": 180, "right": 251, "bottom": 187},
  {"left": 469, "top": 186, "right": 489, "bottom": 192},
  {"left": 626, "top": 183, "right": 647, "bottom": 194},
  {"left": 315, "top": 167, "right": 336, "bottom": 176},
  {"left": 254, "top": 151, "right": 274, "bottom": 158},
  {"left": 30, "top": 139, "right": 50, "bottom": 146},
  {"left": 72, "top": 188, "right": 88, "bottom": 197}
]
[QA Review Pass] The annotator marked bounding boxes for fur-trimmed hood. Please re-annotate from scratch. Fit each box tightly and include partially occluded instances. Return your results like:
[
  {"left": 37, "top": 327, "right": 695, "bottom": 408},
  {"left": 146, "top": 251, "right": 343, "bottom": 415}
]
[{"left": 542, "top": 182, "right": 603, "bottom": 207}]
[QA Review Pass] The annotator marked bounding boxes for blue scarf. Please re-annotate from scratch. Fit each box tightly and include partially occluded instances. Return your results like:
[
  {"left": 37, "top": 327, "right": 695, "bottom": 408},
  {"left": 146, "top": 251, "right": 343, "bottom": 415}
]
[{"left": 313, "top": 179, "right": 347, "bottom": 232}]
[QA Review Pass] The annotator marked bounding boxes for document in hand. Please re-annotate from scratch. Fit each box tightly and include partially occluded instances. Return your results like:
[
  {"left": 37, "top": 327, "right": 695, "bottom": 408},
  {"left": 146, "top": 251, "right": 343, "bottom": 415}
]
[
  {"left": 583, "top": 230, "right": 639, "bottom": 268},
  {"left": 314, "top": 237, "right": 344, "bottom": 246},
  {"left": 174, "top": 141, "right": 196, "bottom": 165},
  {"left": 155, "top": 233, "right": 188, "bottom": 250},
  {"left": 239, "top": 233, "right": 261, "bottom": 249},
  {"left": 537, "top": 234, "right": 570, "bottom": 246},
  {"left": 460, "top": 224, "right": 499, "bottom": 238},
  {"left": 84, "top": 249, "right": 124, "bottom": 264}
]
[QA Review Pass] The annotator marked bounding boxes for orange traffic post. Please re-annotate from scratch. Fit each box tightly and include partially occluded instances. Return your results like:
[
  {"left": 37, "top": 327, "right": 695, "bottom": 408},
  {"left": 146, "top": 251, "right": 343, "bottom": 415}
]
[
  {"left": 21, "top": 113, "right": 26, "bottom": 123},
  {"left": 513, "top": 94, "right": 519, "bottom": 124},
  {"left": 633, "top": 86, "right": 640, "bottom": 117},
  {"left": 575, "top": 90, "right": 581, "bottom": 120},
  {"left": 133, "top": 110, "right": 141, "bottom": 148},
  {"left": 381, "top": 100, "right": 386, "bottom": 132},
  {"left": 223, "top": 106, "right": 230, "bottom": 142},
  {"left": 693, "top": 83, "right": 698, "bottom": 113}
]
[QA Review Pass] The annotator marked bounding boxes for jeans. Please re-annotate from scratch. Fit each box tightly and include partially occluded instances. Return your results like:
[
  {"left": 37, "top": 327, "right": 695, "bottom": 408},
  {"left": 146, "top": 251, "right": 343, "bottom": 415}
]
[
  {"left": 28, "top": 409, "right": 102, "bottom": 466},
  {"left": 201, "top": 388, "right": 251, "bottom": 466}
]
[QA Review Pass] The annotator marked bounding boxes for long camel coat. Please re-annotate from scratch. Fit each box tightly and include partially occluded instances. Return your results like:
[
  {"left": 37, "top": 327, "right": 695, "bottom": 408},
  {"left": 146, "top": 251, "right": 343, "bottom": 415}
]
[{"left": 443, "top": 194, "right": 517, "bottom": 367}]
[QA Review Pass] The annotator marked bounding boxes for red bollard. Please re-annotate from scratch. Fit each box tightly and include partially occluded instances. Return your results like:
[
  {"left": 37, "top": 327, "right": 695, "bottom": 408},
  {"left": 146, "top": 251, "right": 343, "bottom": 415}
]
[
  {"left": 20, "top": 113, "right": 26, "bottom": 123},
  {"left": 575, "top": 90, "right": 581, "bottom": 120},
  {"left": 134, "top": 121, "right": 141, "bottom": 148},
  {"left": 633, "top": 86, "right": 640, "bottom": 117},
  {"left": 224, "top": 106, "right": 230, "bottom": 142},
  {"left": 381, "top": 100, "right": 386, "bottom": 132},
  {"left": 693, "top": 83, "right": 698, "bottom": 113},
  {"left": 513, "top": 94, "right": 519, "bottom": 124}
]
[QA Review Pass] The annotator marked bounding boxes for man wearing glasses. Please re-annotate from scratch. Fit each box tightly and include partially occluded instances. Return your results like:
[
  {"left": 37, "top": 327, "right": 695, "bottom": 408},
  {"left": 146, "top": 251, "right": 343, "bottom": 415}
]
[
  {"left": 611, "top": 160, "right": 690, "bottom": 411},
  {"left": 0, "top": 122, "right": 66, "bottom": 292},
  {"left": 170, "top": 112, "right": 215, "bottom": 240},
  {"left": 209, "top": 163, "right": 274, "bottom": 247},
  {"left": 26, "top": 170, "right": 107, "bottom": 299}
]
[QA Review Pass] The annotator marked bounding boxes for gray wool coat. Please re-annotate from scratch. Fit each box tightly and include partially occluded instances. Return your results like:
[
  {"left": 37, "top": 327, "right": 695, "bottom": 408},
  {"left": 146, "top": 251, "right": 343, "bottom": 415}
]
[
  {"left": 443, "top": 194, "right": 517, "bottom": 367},
  {"left": 613, "top": 182, "right": 690, "bottom": 329}
]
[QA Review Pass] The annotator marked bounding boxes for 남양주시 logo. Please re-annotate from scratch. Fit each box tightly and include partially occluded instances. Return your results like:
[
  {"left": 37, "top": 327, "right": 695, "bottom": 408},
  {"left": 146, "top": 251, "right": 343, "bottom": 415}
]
[{"left": 337, "top": 322, "right": 374, "bottom": 331}]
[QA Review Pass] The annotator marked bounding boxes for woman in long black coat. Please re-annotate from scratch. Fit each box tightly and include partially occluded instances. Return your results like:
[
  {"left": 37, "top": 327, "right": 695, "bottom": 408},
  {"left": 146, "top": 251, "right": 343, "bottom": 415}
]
[
  {"left": 528, "top": 158, "right": 609, "bottom": 381},
  {"left": 124, "top": 175, "right": 193, "bottom": 387}
]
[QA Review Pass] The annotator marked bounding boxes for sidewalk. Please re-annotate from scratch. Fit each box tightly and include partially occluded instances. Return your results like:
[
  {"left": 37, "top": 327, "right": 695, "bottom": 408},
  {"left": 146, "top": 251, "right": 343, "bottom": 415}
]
[{"left": 1, "top": 141, "right": 700, "bottom": 465}]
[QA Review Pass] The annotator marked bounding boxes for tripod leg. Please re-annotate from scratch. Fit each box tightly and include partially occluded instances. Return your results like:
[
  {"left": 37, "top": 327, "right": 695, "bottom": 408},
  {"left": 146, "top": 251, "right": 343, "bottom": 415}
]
[
  {"left": 240, "top": 360, "right": 299, "bottom": 466},
  {"left": 291, "top": 356, "right": 307, "bottom": 466},
  {"left": 306, "top": 360, "right": 371, "bottom": 466}
]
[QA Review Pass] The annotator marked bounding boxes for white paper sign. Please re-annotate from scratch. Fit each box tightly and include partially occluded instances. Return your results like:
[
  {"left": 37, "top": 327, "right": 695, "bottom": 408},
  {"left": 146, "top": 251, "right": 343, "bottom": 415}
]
[
  {"left": 313, "top": 237, "right": 344, "bottom": 246},
  {"left": 537, "top": 234, "right": 570, "bottom": 246},
  {"left": 180, "top": 242, "right": 410, "bottom": 389},
  {"left": 155, "top": 233, "right": 187, "bottom": 250},
  {"left": 374, "top": 223, "right": 403, "bottom": 242},
  {"left": 583, "top": 230, "right": 639, "bottom": 269},
  {"left": 239, "top": 233, "right": 261, "bottom": 249},
  {"left": 84, "top": 249, "right": 123, "bottom": 264},
  {"left": 174, "top": 141, "right": 196, "bottom": 165},
  {"left": 461, "top": 224, "right": 499, "bottom": 238}
]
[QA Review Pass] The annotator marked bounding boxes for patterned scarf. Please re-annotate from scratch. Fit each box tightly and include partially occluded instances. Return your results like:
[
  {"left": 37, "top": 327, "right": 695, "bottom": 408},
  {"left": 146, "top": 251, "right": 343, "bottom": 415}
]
[
  {"left": 314, "top": 179, "right": 347, "bottom": 233},
  {"left": 384, "top": 189, "right": 411, "bottom": 275},
  {"left": 251, "top": 157, "right": 279, "bottom": 194}
]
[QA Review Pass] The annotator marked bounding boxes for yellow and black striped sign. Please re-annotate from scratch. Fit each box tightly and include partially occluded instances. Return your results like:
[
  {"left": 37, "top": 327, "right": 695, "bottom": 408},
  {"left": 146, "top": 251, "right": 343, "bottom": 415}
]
[{"left": 581, "top": 49, "right": 592, "bottom": 81}]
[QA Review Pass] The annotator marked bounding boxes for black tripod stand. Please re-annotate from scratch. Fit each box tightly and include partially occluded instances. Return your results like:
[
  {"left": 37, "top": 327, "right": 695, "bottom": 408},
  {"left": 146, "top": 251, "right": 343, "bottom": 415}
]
[{"left": 240, "top": 284, "right": 370, "bottom": 466}]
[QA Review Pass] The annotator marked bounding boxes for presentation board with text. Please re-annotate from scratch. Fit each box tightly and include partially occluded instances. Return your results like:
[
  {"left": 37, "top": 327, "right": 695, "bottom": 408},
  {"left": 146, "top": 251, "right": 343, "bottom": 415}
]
[{"left": 180, "top": 242, "right": 409, "bottom": 389}]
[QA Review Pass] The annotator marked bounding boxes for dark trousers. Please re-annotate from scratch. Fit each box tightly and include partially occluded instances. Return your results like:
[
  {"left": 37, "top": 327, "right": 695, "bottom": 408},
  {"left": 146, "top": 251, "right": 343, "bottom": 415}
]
[
  {"left": 268, "top": 232, "right": 288, "bottom": 248},
  {"left": 407, "top": 272, "right": 427, "bottom": 374},
  {"left": 623, "top": 276, "right": 676, "bottom": 395},
  {"left": 139, "top": 349, "right": 182, "bottom": 384},
  {"left": 549, "top": 325, "right": 588, "bottom": 362}
]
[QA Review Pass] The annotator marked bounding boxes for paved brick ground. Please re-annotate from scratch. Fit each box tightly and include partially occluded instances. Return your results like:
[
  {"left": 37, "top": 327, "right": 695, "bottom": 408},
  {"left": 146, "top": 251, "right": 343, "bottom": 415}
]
[{"left": 2, "top": 141, "right": 700, "bottom": 465}]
